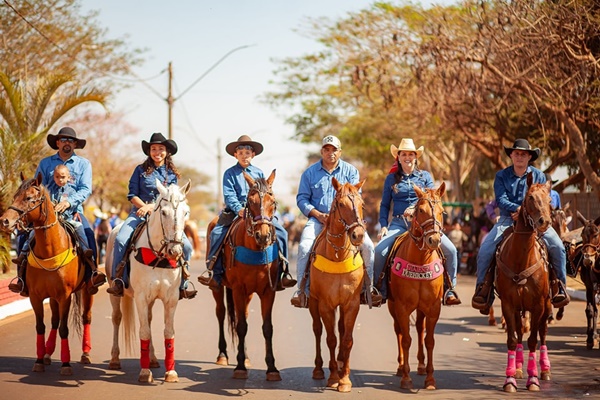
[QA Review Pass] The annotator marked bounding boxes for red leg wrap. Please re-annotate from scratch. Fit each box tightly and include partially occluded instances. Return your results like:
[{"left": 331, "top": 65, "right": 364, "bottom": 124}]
[
  {"left": 82, "top": 323, "right": 92, "bottom": 353},
  {"left": 140, "top": 339, "right": 151, "bottom": 369},
  {"left": 45, "top": 329, "right": 57, "bottom": 356},
  {"left": 164, "top": 338, "right": 175, "bottom": 372},
  {"left": 36, "top": 334, "right": 45, "bottom": 360},
  {"left": 61, "top": 338, "right": 70, "bottom": 364}
]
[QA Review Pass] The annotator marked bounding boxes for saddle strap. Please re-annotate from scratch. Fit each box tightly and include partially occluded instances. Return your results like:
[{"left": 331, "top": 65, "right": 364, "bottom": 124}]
[{"left": 496, "top": 239, "right": 547, "bottom": 285}]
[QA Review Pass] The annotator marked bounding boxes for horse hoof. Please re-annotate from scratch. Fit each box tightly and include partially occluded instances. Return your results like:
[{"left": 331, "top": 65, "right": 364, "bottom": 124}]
[
  {"left": 233, "top": 369, "right": 248, "bottom": 379},
  {"left": 60, "top": 366, "right": 73, "bottom": 376},
  {"left": 150, "top": 359, "right": 160, "bottom": 369},
  {"left": 541, "top": 370, "right": 551, "bottom": 381},
  {"left": 43, "top": 354, "right": 52, "bottom": 365},
  {"left": 266, "top": 371, "right": 281, "bottom": 381},
  {"left": 337, "top": 383, "right": 352, "bottom": 393},
  {"left": 164, "top": 370, "right": 179, "bottom": 383},
  {"left": 527, "top": 377, "right": 540, "bottom": 391},
  {"left": 312, "top": 370, "right": 325, "bottom": 380},
  {"left": 216, "top": 356, "right": 228, "bottom": 366},
  {"left": 32, "top": 362, "right": 45, "bottom": 372},
  {"left": 138, "top": 369, "right": 154, "bottom": 383},
  {"left": 514, "top": 369, "right": 523, "bottom": 379},
  {"left": 503, "top": 376, "right": 517, "bottom": 392},
  {"left": 80, "top": 353, "right": 91, "bottom": 364},
  {"left": 108, "top": 360, "right": 121, "bottom": 370},
  {"left": 587, "top": 342, "right": 594, "bottom": 350},
  {"left": 400, "top": 379, "right": 413, "bottom": 390}
]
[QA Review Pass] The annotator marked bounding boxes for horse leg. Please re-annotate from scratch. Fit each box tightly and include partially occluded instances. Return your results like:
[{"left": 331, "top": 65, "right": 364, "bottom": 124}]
[
  {"left": 58, "top": 296, "right": 73, "bottom": 376},
  {"left": 423, "top": 311, "right": 439, "bottom": 390},
  {"left": 214, "top": 287, "right": 228, "bottom": 365},
  {"left": 415, "top": 310, "right": 426, "bottom": 376},
  {"left": 309, "top": 300, "right": 325, "bottom": 380},
  {"left": 31, "top": 296, "right": 47, "bottom": 372},
  {"left": 337, "top": 302, "right": 360, "bottom": 393},
  {"left": 259, "top": 291, "right": 281, "bottom": 381},
  {"left": 109, "top": 296, "right": 123, "bottom": 370},
  {"left": 399, "top": 310, "right": 413, "bottom": 390},
  {"left": 594, "top": 300, "right": 599, "bottom": 350},
  {"left": 391, "top": 305, "right": 404, "bottom": 377},
  {"left": 135, "top": 296, "right": 154, "bottom": 383},
  {"left": 162, "top": 296, "right": 179, "bottom": 383},
  {"left": 514, "top": 315, "right": 524, "bottom": 379},
  {"left": 80, "top": 290, "right": 93, "bottom": 364},
  {"left": 488, "top": 305, "right": 497, "bottom": 326},
  {"left": 147, "top": 300, "right": 159, "bottom": 368},
  {"left": 320, "top": 306, "right": 340, "bottom": 389},
  {"left": 502, "top": 306, "right": 518, "bottom": 393},
  {"left": 232, "top": 292, "right": 252, "bottom": 379},
  {"left": 586, "top": 285, "right": 596, "bottom": 349},
  {"left": 539, "top": 301, "right": 552, "bottom": 381},
  {"left": 44, "top": 299, "right": 59, "bottom": 365}
]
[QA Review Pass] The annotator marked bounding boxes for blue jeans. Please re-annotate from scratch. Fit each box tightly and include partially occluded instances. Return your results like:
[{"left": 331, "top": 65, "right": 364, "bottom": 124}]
[
  {"left": 373, "top": 217, "right": 458, "bottom": 299},
  {"left": 112, "top": 213, "right": 192, "bottom": 288},
  {"left": 207, "top": 217, "right": 288, "bottom": 285},
  {"left": 475, "top": 216, "right": 566, "bottom": 286},
  {"left": 295, "top": 217, "right": 374, "bottom": 296}
]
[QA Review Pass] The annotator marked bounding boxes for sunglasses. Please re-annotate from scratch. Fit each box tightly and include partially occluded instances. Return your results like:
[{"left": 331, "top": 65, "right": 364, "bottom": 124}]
[
  {"left": 236, "top": 145, "right": 254, "bottom": 151},
  {"left": 59, "top": 137, "right": 76, "bottom": 143}
]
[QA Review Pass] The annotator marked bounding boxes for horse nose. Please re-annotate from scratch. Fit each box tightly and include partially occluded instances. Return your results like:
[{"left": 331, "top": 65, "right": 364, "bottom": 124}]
[{"left": 350, "top": 229, "right": 364, "bottom": 243}]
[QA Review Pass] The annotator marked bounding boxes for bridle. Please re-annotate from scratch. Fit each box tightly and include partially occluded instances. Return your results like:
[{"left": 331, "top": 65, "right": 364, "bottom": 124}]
[
  {"left": 326, "top": 190, "right": 366, "bottom": 255},
  {"left": 244, "top": 180, "right": 276, "bottom": 243},
  {"left": 9, "top": 182, "right": 58, "bottom": 231},
  {"left": 408, "top": 196, "right": 443, "bottom": 250},
  {"left": 145, "top": 194, "right": 186, "bottom": 259}
]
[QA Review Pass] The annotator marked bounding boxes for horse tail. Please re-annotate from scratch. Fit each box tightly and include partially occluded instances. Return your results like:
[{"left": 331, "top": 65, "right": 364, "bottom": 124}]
[
  {"left": 121, "top": 295, "right": 137, "bottom": 355},
  {"left": 225, "top": 287, "right": 237, "bottom": 346},
  {"left": 68, "top": 291, "right": 83, "bottom": 338}
]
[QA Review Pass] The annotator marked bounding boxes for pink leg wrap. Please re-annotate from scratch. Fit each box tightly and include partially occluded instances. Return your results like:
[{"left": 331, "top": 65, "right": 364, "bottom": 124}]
[
  {"left": 82, "top": 323, "right": 92, "bottom": 353},
  {"left": 539, "top": 345, "right": 551, "bottom": 371},
  {"left": 515, "top": 344, "right": 524, "bottom": 370},
  {"left": 505, "top": 350, "right": 517, "bottom": 377},
  {"left": 140, "top": 339, "right": 151, "bottom": 369},
  {"left": 45, "top": 329, "right": 57, "bottom": 356},
  {"left": 60, "top": 338, "right": 70, "bottom": 364},
  {"left": 164, "top": 338, "right": 175, "bottom": 372},
  {"left": 527, "top": 352, "right": 538, "bottom": 377},
  {"left": 36, "top": 334, "right": 45, "bottom": 360}
]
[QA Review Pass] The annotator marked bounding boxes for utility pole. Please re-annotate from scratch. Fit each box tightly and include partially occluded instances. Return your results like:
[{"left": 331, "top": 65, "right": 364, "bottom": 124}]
[
  {"left": 167, "top": 62, "right": 174, "bottom": 139},
  {"left": 216, "top": 137, "right": 222, "bottom": 208}
]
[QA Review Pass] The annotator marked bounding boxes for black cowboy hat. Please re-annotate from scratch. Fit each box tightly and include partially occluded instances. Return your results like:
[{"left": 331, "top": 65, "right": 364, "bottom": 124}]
[
  {"left": 225, "top": 135, "right": 264, "bottom": 156},
  {"left": 47, "top": 127, "right": 87, "bottom": 150},
  {"left": 142, "top": 132, "right": 178, "bottom": 156},
  {"left": 503, "top": 138, "right": 540, "bottom": 162}
]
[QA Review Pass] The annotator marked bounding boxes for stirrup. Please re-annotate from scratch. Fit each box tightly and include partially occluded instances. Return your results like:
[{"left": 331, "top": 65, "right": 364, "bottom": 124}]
[
  {"left": 106, "top": 278, "right": 125, "bottom": 297},
  {"left": 8, "top": 276, "right": 26, "bottom": 295},
  {"left": 180, "top": 281, "right": 198, "bottom": 300},
  {"left": 443, "top": 287, "right": 462, "bottom": 306}
]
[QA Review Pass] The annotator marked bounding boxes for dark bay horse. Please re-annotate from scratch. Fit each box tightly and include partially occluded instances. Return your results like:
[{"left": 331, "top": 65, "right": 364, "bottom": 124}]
[
  {"left": 308, "top": 177, "right": 366, "bottom": 393},
  {"left": 496, "top": 174, "right": 553, "bottom": 392},
  {"left": 216, "top": 170, "right": 282, "bottom": 380},
  {"left": 386, "top": 183, "right": 446, "bottom": 390},
  {"left": 570, "top": 216, "right": 600, "bottom": 349},
  {"left": 0, "top": 173, "right": 93, "bottom": 375}
]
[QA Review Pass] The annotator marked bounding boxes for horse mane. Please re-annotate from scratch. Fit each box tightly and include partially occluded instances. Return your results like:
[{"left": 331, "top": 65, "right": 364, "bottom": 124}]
[
  {"left": 250, "top": 177, "right": 272, "bottom": 195},
  {"left": 18, "top": 177, "right": 51, "bottom": 200}
]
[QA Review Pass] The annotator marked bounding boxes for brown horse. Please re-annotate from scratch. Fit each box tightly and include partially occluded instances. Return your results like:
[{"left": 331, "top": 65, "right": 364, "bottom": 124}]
[
  {"left": 212, "top": 170, "right": 282, "bottom": 380},
  {"left": 184, "top": 219, "right": 203, "bottom": 259},
  {"left": 0, "top": 173, "right": 93, "bottom": 375},
  {"left": 308, "top": 177, "right": 366, "bottom": 393},
  {"left": 496, "top": 173, "right": 553, "bottom": 393},
  {"left": 386, "top": 183, "right": 446, "bottom": 390}
]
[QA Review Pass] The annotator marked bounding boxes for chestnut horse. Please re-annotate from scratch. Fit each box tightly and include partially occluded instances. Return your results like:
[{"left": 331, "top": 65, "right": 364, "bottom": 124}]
[
  {"left": 308, "top": 177, "right": 366, "bottom": 393},
  {"left": 215, "top": 170, "right": 282, "bottom": 380},
  {"left": 0, "top": 173, "right": 93, "bottom": 375},
  {"left": 496, "top": 174, "right": 553, "bottom": 393},
  {"left": 104, "top": 179, "right": 191, "bottom": 383},
  {"left": 386, "top": 183, "right": 446, "bottom": 390},
  {"left": 184, "top": 219, "right": 202, "bottom": 259}
]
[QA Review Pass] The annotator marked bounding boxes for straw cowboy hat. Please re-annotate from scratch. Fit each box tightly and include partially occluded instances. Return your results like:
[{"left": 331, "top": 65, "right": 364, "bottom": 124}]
[
  {"left": 390, "top": 138, "right": 424, "bottom": 158},
  {"left": 47, "top": 127, "right": 87, "bottom": 150},
  {"left": 225, "top": 135, "right": 264, "bottom": 156},
  {"left": 142, "top": 132, "right": 178, "bottom": 156},
  {"left": 503, "top": 138, "right": 540, "bottom": 162}
]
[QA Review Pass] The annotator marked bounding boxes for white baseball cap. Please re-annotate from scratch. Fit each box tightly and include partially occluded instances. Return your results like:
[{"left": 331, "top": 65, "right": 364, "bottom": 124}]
[{"left": 322, "top": 135, "right": 341, "bottom": 149}]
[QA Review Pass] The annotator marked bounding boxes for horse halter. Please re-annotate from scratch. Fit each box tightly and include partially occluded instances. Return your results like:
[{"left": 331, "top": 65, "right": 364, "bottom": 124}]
[
  {"left": 408, "top": 196, "right": 443, "bottom": 250},
  {"left": 244, "top": 181, "right": 275, "bottom": 240},
  {"left": 146, "top": 194, "right": 186, "bottom": 258},
  {"left": 9, "top": 183, "right": 57, "bottom": 231},
  {"left": 326, "top": 191, "right": 366, "bottom": 255}
]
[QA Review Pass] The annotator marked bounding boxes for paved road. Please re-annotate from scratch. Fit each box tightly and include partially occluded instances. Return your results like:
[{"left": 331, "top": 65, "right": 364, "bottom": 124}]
[{"left": 1, "top": 258, "right": 599, "bottom": 400}]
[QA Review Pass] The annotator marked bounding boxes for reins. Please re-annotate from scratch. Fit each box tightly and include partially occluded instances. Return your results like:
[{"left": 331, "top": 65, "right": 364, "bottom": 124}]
[
  {"left": 244, "top": 180, "right": 275, "bottom": 240},
  {"left": 10, "top": 185, "right": 58, "bottom": 231}
]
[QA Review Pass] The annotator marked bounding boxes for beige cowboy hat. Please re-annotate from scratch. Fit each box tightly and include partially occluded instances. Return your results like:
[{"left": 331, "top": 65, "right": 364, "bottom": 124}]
[
  {"left": 390, "top": 138, "right": 424, "bottom": 158},
  {"left": 225, "top": 135, "right": 264, "bottom": 156}
]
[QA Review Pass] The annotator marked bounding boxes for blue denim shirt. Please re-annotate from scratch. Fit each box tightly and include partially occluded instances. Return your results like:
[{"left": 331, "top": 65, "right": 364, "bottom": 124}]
[
  {"left": 296, "top": 159, "right": 360, "bottom": 217},
  {"left": 222, "top": 163, "right": 264, "bottom": 215},
  {"left": 50, "top": 185, "right": 76, "bottom": 221},
  {"left": 128, "top": 164, "right": 178, "bottom": 211},
  {"left": 378, "top": 169, "right": 434, "bottom": 228},
  {"left": 494, "top": 166, "right": 546, "bottom": 217},
  {"left": 35, "top": 153, "right": 92, "bottom": 215}
]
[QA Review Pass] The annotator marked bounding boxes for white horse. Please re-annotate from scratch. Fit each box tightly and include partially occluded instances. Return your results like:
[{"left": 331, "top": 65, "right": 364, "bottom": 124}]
[{"left": 105, "top": 179, "right": 191, "bottom": 383}]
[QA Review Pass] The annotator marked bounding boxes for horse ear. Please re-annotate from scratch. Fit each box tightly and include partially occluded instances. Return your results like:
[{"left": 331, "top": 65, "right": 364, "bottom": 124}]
[
  {"left": 436, "top": 181, "right": 446, "bottom": 197},
  {"left": 563, "top": 201, "right": 570, "bottom": 211},
  {"left": 594, "top": 215, "right": 600, "bottom": 226},
  {"left": 266, "top": 169, "right": 276, "bottom": 187},
  {"left": 20, "top": 171, "right": 26, "bottom": 182},
  {"left": 156, "top": 178, "right": 168, "bottom": 197},
  {"left": 243, "top": 171, "right": 255, "bottom": 187},
  {"left": 413, "top": 184, "right": 425, "bottom": 198},
  {"left": 354, "top": 178, "right": 365, "bottom": 192},
  {"left": 526, "top": 171, "right": 533, "bottom": 186},
  {"left": 577, "top": 210, "right": 588, "bottom": 225},
  {"left": 35, "top": 172, "right": 43, "bottom": 185},
  {"left": 332, "top": 177, "right": 341, "bottom": 191},
  {"left": 180, "top": 179, "right": 192, "bottom": 196}
]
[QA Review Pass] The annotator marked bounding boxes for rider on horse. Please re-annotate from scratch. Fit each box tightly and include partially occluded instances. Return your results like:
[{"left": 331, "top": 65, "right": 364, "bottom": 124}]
[
  {"left": 290, "top": 135, "right": 380, "bottom": 308},
  {"left": 10, "top": 127, "right": 106, "bottom": 296},
  {"left": 372, "top": 138, "right": 461, "bottom": 306},
  {"left": 106, "top": 133, "right": 197, "bottom": 299},
  {"left": 471, "top": 138, "right": 569, "bottom": 313},
  {"left": 198, "top": 135, "right": 296, "bottom": 291}
]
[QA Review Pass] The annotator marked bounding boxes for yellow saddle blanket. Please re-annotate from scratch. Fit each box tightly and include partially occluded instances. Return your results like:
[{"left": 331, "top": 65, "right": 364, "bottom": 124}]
[
  {"left": 313, "top": 253, "right": 363, "bottom": 274},
  {"left": 28, "top": 248, "right": 77, "bottom": 270}
]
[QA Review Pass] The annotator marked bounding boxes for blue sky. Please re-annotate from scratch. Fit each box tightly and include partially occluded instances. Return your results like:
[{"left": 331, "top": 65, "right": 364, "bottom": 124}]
[{"left": 79, "top": 0, "right": 449, "bottom": 207}]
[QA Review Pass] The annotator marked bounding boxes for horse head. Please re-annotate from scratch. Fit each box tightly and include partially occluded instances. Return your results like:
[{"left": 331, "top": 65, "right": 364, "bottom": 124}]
[
  {"left": 329, "top": 177, "right": 366, "bottom": 247},
  {"left": 581, "top": 217, "right": 600, "bottom": 271},
  {"left": 410, "top": 182, "right": 446, "bottom": 250},
  {"left": 0, "top": 172, "right": 55, "bottom": 232},
  {"left": 551, "top": 201, "right": 569, "bottom": 239},
  {"left": 149, "top": 179, "right": 191, "bottom": 261},
  {"left": 520, "top": 173, "right": 552, "bottom": 233},
  {"left": 243, "top": 170, "right": 277, "bottom": 248}
]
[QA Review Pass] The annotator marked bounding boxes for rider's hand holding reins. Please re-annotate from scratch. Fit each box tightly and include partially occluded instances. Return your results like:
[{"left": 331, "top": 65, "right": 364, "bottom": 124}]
[
  {"left": 309, "top": 209, "right": 328, "bottom": 225},
  {"left": 55, "top": 200, "right": 70, "bottom": 214},
  {"left": 378, "top": 227, "right": 388, "bottom": 240},
  {"left": 511, "top": 206, "right": 520, "bottom": 221}
]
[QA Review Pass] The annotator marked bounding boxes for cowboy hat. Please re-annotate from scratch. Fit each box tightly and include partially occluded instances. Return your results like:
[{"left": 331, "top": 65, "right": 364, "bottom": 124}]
[
  {"left": 225, "top": 135, "right": 264, "bottom": 156},
  {"left": 545, "top": 173, "right": 558, "bottom": 186},
  {"left": 47, "top": 127, "right": 87, "bottom": 150},
  {"left": 142, "top": 132, "right": 178, "bottom": 156},
  {"left": 504, "top": 138, "right": 540, "bottom": 162},
  {"left": 390, "top": 138, "right": 424, "bottom": 158}
]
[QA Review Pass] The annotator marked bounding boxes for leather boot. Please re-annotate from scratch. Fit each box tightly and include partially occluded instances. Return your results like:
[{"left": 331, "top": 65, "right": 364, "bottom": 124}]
[
  {"left": 106, "top": 260, "right": 126, "bottom": 297},
  {"left": 290, "top": 291, "right": 308, "bottom": 308},
  {"left": 471, "top": 282, "right": 492, "bottom": 310},
  {"left": 198, "top": 271, "right": 220, "bottom": 291},
  {"left": 179, "top": 262, "right": 198, "bottom": 300},
  {"left": 444, "top": 288, "right": 462, "bottom": 306},
  {"left": 360, "top": 288, "right": 383, "bottom": 307},
  {"left": 8, "top": 253, "right": 28, "bottom": 297},
  {"left": 551, "top": 279, "right": 570, "bottom": 308},
  {"left": 82, "top": 250, "right": 106, "bottom": 294},
  {"left": 276, "top": 270, "right": 297, "bottom": 291}
]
